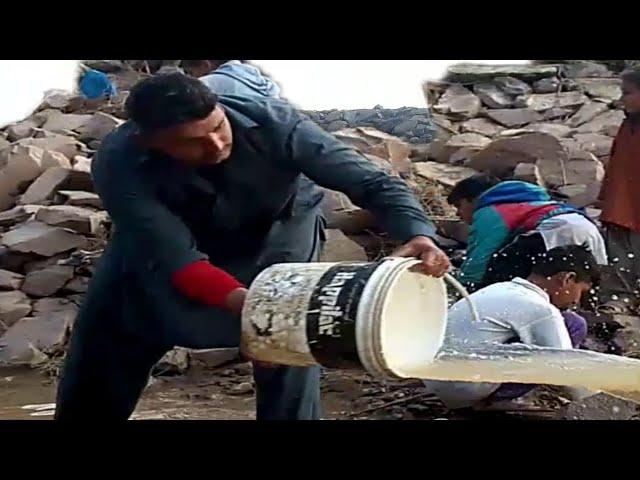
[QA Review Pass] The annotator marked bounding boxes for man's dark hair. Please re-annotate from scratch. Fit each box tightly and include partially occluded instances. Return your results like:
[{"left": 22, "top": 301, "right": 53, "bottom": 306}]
[
  {"left": 621, "top": 68, "right": 640, "bottom": 90},
  {"left": 530, "top": 245, "right": 601, "bottom": 285},
  {"left": 447, "top": 174, "right": 500, "bottom": 205},
  {"left": 125, "top": 73, "right": 218, "bottom": 134}
]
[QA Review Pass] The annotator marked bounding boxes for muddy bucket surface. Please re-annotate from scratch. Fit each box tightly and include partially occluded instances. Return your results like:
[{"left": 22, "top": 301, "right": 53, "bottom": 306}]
[{"left": 241, "top": 257, "right": 448, "bottom": 378}]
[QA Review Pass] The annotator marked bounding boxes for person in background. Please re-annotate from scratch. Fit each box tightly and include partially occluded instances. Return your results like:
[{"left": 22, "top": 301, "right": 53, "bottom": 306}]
[
  {"left": 54, "top": 73, "right": 450, "bottom": 421},
  {"left": 448, "top": 175, "right": 607, "bottom": 291},
  {"left": 424, "top": 245, "right": 600, "bottom": 410},
  {"left": 597, "top": 68, "right": 640, "bottom": 315},
  {"left": 181, "top": 60, "right": 281, "bottom": 99}
]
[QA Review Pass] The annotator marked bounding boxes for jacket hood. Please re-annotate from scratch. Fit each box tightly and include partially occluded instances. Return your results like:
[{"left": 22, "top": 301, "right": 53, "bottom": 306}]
[
  {"left": 476, "top": 181, "right": 551, "bottom": 210},
  {"left": 211, "top": 61, "right": 280, "bottom": 97}
]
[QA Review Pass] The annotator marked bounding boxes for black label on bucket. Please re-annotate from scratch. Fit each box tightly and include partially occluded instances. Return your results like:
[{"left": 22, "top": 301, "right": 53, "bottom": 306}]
[{"left": 306, "top": 262, "right": 381, "bottom": 369}]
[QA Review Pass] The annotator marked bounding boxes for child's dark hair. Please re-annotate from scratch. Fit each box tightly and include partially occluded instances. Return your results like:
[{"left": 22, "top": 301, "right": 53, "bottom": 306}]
[
  {"left": 125, "top": 73, "right": 218, "bottom": 134},
  {"left": 621, "top": 68, "right": 640, "bottom": 90},
  {"left": 447, "top": 174, "right": 500, "bottom": 205},
  {"left": 530, "top": 245, "right": 601, "bottom": 285}
]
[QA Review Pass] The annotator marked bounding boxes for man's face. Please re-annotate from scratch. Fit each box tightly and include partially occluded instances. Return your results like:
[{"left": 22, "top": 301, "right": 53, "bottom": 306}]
[
  {"left": 142, "top": 106, "right": 233, "bottom": 167},
  {"left": 621, "top": 79, "right": 640, "bottom": 114},
  {"left": 184, "top": 61, "right": 215, "bottom": 78},
  {"left": 548, "top": 272, "right": 592, "bottom": 310},
  {"left": 454, "top": 198, "right": 475, "bottom": 225}
]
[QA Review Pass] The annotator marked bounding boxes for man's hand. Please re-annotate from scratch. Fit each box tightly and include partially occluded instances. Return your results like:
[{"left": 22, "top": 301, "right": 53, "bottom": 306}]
[
  {"left": 225, "top": 287, "right": 248, "bottom": 317},
  {"left": 392, "top": 236, "right": 451, "bottom": 277}
]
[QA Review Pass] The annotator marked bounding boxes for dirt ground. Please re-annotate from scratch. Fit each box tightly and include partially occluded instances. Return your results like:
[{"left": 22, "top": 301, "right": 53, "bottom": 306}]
[{"left": 0, "top": 362, "right": 570, "bottom": 421}]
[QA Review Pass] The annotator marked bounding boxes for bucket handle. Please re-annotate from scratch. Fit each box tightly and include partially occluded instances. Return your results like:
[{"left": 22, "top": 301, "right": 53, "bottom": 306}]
[{"left": 394, "top": 257, "right": 481, "bottom": 323}]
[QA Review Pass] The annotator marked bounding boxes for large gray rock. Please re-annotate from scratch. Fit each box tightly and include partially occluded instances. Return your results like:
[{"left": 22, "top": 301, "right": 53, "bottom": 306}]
[
  {"left": 445, "top": 64, "right": 557, "bottom": 84},
  {"left": 5, "top": 120, "right": 38, "bottom": 142},
  {"left": 0, "top": 270, "right": 24, "bottom": 290},
  {"left": 41, "top": 112, "right": 93, "bottom": 134},
  {"left": 428, "top": 133, "right": 491, "bottom": 164},
  {"left": 459, "top": 118, "right": 504, "bottom": 137},
  {"left": 515, "top": 91, "right": 588, "bottom": 112},
  {"left": 188, "top": 348, "right": 240, "bottom": 368},
  {"left": 473, "top": 83, "right": 514, "bottom": 109},
  {"left": 557, "top": 183, "right": 601, "bottom": 208},
  {"left": 18, "top": 167, "right": 71, "bottom": 205},
  {"left": 0, "top": 298, "right": 77, "bottom": 365},
  {"left": 72, "top": 156, "right": 92, "bottom": 174},
  {"left": 572, "top": 133, "right": 614, "bottom": 158},
  {"left": 0, "top": 205, "right": 39, "bottom": 227},
  {"left": 16, "top": 134, "right": 81, "bottom": 159},
  {"left": 522, "top": 123, "right": 572, "bottom": 138},
  {"left": 575, "top": 78, "right": 622, "bottom": 102},
  {"left": 555, "top": 393, "right": 639, "bottom": 420},
  {"left": 561, "top": 61, "right": 613, "bottom": 79},
  {"left": 532, "top": 77, "right": 560, "bottom": 94},
  {"left": 433, "top": 85, "right": 481, "bottom": 120},
  {"left": 0, "top": 291, "right": 31, "bottom": 332},
  {"left": 0, "top": 145, "right": 47, "bottom": 211},
  {"left": 62, "top": 276, "right": 90, "bottom": 294},
  {"left": 542, "top": 107, "right": 574, "bottom": 121},
  {"left": 470, "top": 132, "right": 566, "bottom": 177},
  {"left": 0, "top": 137, "right": 9, "bottom": 151},
  {"left": 76, "top": 112, "right": 123, "bottom": 142},
  {"left": 539, "top": 149, "right": 604, "bottom": 188},
  {"left": 485, "top": 109, "right": 542, "bottom": 128},
  {"left": 612, "top": 327, "right": 640, "bottom": 357},
  {"left": 493, "top": 76, "right": 532, "bottom": 96},
  {"left": 319, "top": 230, "right": 368, "bottom": 262},
  {"left": 56, "top": 190, "right": 102, "bottom": 208},
  {"left": 153, "top": 348, "right": 190, "bottom": 376},
  {"left": 2, "top": 221, "right": 87, "bottom": 257},
  {"left": 567, "top": 102, "right": 610, "bottom": 128},
  {"left": 513, "top": 163, "right": 545, "bottom": 186},
  {"left": 35, "top": 205, "right": 107, "bottom": 235},
  {"left": 575, "top": 110, "right": 626, "bottom": 136},
  {"left": 21, "top": 265, "right": 75, "bottom": 297},
  {"left": 414, "top": 162, "right": 477, "bottom": 188}
]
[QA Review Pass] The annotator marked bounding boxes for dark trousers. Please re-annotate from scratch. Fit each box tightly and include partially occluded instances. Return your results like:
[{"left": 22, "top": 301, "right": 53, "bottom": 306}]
[
  {"left": 55, "top": 214, "right": 325, "bottom": 421},
  {"left": 489, "top": 311, "right": 588, "bottom": 401}
]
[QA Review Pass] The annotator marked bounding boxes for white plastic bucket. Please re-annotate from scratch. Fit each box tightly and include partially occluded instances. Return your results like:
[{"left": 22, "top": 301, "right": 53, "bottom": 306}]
[{"left": 241, "top": 257, "right": 459, "bottom": 378}]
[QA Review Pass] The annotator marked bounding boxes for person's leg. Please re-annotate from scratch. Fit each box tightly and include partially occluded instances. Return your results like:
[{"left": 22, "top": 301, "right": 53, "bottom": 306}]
[
  {"left": 561, "top": 311, "right": 588, "bottom": 348},
  {"left": 251, "top": 213, "right": 326, "bottom": 420},
  {"left": 599, "top": 225, "right": 639, "bottom": 313}
]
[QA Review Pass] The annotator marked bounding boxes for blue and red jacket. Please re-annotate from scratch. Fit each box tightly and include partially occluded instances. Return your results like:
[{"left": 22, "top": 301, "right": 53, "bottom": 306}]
[{"left": 459, "top": 181, "right": 586, "bottom": 287}]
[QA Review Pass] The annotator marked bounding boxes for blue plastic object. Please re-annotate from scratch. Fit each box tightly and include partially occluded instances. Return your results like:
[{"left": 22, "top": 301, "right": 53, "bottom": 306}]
[{"left": 79, "top": 69, "right": 117, "bottom": 100}]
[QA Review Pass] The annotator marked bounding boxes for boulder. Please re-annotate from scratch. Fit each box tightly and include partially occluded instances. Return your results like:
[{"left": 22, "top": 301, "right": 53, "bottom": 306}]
[
  {"left": 612, "top": 327, "right": 640, "bottom": 357},
  {"left": 567, "top": 102, "right": 610, "bottom": 128},
  {"left": 2, "top": 221, "right": 87, "bottom": 257},
  {"left": 473, "top": 83, "right": 514, "bottom": 109},
  {"left": 575, "top": 78, "right": 622, "bottom": 102},
  {"left": 5, "top": 120, "right": 38, "bottom": 142},
  {"left": 561, "top": 61, "right": 613, "bottom": 79},
  {"left": 539, "top": 150, "right": 604, "bottom": 188},
  {"left": 39, "top": 90, "right": 76, "bottom": 110},
  {"left": 556, "top": 183, "right": 601, "bottom": 208},
  {"left": 72, "top": 156, "right": 92, "bottom": 174},
  {"left": 0, "top": 270, "right": 24, "bottom": 290},
  {"left": 493, "top": 76, "right": 532, "bottom": 96},
  {"left": 153, "top": 348, "right": 190, "bottom": 376},
  {"left": 0, "top": 298, "right": 77, "bottom": 365},
  {"left": 0, "top": 291, "right": 31, "bottom": 332},
  {"left": 0, "top": 205, "right": 39, "bottom": 227},
  {"left": 56, "top": 190, "right": 102, "bottom": 208},
  {"left": 35, "top": 205, "right": 107, "bottom": 235},
  {"left": 18, "top": 167, "right": 71, "bottom": 205},
  {"left": 429, "top": 133, "right": 491, "bottom": 164},
  {"left": 41, "top": 150, "right": 72, "bottom": 169},
  {"left": 319, "top": 230, "right": 368, "bottom": 262},
  {"left": 542, "top": 107, "right": 574, "bottom": 121},
  {"left": 513, "top": 163, "right": 545, "bottom": 186},
  {"left": 414, "top": 162, "right": 477, "bottom": 188},
  {"left": 62, "top": 276, "right": 90, "bottom": 294},
  {"left": 459, "top": 118, "right": 504, "bottom": 137},
  {"left": 523, "top": 123, "right": 572, "bottom": 138},
  {"left": 572, "top": 133, "right": 614, "bottom": 158},
  {"left": 76, "top": 112, "right": 123, "bottom": 142},
  {"left": 575, "top": 110, "right": 626, "bottom": 136},
  {"left": 188, "top": 348, "right": 240, "bottom": 368},
  {"left": 469, "top": 132, "right": 566, "bottom": 177},
  {"left": 41, "top": 112, "right": 93, "bottom": 134},
  {"left": 555, "top": 393, "right": 639, "bottom": 421},
  {"left": 532, "top": 77, "right": 560, "bottom": 94},
  {"left": 432, "top": 85, "right": 481, "bottom": 120},
  {"left": 445, "top": 64, "right": 557, "bottom": 84},
  {"left": 63, "top": 169, "right": 94, "bottom": 192},
  {"left": 485, "top": 109, "right": 542, "bottom": 128},
  {"left": 0, "top": 145, "right": 46, "bottom": 210},
  {"left": 21, "top": 265, "right": 75, "bottom": 297},
  {"left": 327, "top": 120, "right": 348, "bottom": 132},
  {"left": 515, "top": 91, "right": 588, "bottom": 112},
  {"left": 0, "top": 137, "right": 9, "bottom": 151},
  {"left": 16, "top": 134, "right": 81, "bottom": 159}
]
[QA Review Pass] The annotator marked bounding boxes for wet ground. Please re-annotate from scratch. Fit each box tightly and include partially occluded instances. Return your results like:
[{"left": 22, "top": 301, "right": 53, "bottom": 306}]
[{"left": 0, "top": 362, "right": 571, "bottom": 421}]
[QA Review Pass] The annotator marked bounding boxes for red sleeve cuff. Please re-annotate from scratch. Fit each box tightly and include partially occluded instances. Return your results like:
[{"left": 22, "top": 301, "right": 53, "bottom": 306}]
[{"left": 172, "top": 260, "right": 244, "bottom": 309}]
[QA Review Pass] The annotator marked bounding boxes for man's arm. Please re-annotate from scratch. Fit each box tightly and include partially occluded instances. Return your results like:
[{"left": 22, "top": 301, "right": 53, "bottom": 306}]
[
  {"left": 517, "top": 313, "right": 573, "bottom": 349},
  {"left": 92, "top": 150, "right": 245, "bottom": 313}
]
